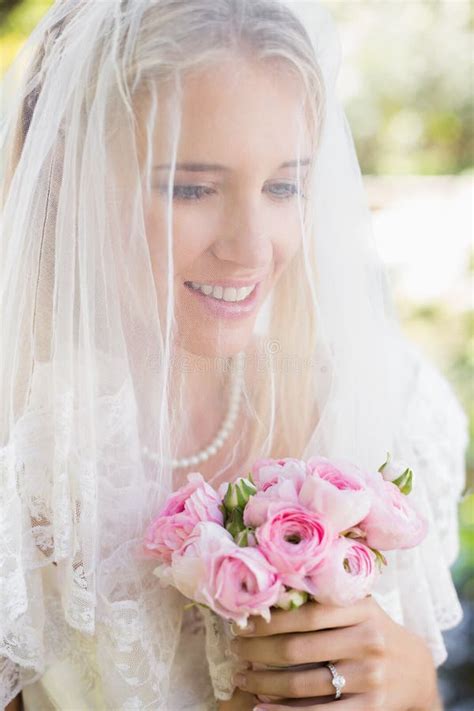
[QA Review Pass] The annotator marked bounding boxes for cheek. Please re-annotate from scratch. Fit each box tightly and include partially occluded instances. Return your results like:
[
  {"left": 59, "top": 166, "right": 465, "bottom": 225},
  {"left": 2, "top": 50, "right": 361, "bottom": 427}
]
[
  {"left": 172, "top": 210, "right": 217, "bottom": 274},
  {"left": 144, "top": 201, "right": 216, "bottom": 276},
  {"left": 272, "top": 211, "right": 303, "bottom": 265}
]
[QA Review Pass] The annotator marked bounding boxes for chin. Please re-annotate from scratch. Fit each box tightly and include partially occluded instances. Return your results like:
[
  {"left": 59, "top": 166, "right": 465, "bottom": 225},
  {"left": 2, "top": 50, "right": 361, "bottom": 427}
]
[{"left": 176, "top": 325, "right": 255, "bottom": 359}]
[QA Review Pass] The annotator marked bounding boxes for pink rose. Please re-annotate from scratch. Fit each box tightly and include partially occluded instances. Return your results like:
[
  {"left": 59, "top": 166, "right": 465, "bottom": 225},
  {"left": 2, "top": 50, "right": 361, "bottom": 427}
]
[
  {"left": 251, "top": 457, "right": 307, "bottom": 493},
  {"left": 308, "top": 536, "right": 378, "bottom": 606},
  {"left": 298, "top": 458, "right": 371, "bottom": 532},
  {"left": 359, "top": 471, "right": 428, "bottom": 550},
  {"left": 171, "top": 522, "right": 283, "bottom": 627},
  {"left": 255, "top": 503, "right": 334, "bottom": 594},
  {"left": 143, "top": 473, "right": 223, "bottom": 562}
]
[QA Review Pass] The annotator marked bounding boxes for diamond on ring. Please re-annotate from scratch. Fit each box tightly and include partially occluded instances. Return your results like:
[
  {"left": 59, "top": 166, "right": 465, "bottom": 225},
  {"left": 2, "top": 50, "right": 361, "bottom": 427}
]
[{"left": 326, "top": 661, "right": 346, "bottom": 700}]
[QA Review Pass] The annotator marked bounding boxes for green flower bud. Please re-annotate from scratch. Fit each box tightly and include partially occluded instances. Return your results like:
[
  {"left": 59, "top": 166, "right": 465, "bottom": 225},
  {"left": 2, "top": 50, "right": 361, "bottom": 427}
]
[
  {"left": 276, "top": 588, "right": 308, "bottom": 611},
  {"left": 378, "top": 453, "right": 413, "bottom": 494},
  {"left": 223, "top": 478, "right": 257, "bottom": 514},
  {"left": 223, "top": 483, "right": 239, "bottom": 513},
  {"left": 235, "top": 477, "right": 257, "bottom": 508},
  {"left": 225, "top": 507, "right": 245, "bottom": 539},
  {"left": 235, "top": 528, "right": 257, "bottom": 548}
]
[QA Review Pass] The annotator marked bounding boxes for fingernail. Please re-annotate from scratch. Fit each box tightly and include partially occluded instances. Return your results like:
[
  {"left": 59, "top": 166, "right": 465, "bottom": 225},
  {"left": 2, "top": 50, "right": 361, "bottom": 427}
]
[{"left": 233, "top": 672, "right": 247, "bottom": 689}]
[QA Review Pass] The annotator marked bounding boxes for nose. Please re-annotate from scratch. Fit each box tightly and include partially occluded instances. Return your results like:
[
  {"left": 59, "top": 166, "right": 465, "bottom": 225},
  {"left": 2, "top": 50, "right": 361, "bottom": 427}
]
[{"left": 211, "top": 198, "right": 273, "bottom": 270}]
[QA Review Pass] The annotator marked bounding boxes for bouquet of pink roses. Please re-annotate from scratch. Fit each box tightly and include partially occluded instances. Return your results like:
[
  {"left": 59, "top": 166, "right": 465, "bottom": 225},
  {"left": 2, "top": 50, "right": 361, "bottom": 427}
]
[{"left": 143, "top": 454, "right": 427, "bottom": 628}]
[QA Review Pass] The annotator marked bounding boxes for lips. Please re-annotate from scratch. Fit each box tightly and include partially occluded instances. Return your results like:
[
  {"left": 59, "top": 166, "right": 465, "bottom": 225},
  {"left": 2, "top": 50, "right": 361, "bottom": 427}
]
[{"left": 183, "top": 280, "right": 262, "bottom": 320}]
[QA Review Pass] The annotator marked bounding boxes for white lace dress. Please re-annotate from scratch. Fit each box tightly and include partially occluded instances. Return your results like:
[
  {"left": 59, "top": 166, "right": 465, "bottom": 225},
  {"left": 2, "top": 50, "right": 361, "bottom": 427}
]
[{"left": 7, "top": 342, "right": 470, "bottom": 710}]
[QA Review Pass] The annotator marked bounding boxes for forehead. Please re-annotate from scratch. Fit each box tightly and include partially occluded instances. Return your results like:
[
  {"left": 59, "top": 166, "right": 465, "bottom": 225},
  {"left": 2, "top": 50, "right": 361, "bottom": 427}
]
[{"left": 139, "top": 56, "right": 311, "bottom": 167}]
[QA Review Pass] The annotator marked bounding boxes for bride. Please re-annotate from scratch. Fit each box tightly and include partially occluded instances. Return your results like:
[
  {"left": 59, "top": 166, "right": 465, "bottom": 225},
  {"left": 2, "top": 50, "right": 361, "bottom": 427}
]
[{"left": 1, "top": 1, "right": 467, "bottom": 709}]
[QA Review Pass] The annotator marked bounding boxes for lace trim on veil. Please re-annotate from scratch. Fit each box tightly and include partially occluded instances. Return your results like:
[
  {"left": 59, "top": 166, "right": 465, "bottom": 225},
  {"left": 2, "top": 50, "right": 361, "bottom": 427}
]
[{"left": 1, "top": 343, "right": 468, "bottom": 707}]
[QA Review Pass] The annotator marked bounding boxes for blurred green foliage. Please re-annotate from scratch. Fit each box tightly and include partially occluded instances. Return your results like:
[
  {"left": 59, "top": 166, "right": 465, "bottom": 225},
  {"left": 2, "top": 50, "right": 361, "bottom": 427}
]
[
  {"left": 2, "top": 0, "right": 472, "bottom": 176},
  {"left": 0, "top": 0, "right": 52, "bottom": 72},
  {"left": 326, "top": 0, "right": 473, "bottom": 176}
]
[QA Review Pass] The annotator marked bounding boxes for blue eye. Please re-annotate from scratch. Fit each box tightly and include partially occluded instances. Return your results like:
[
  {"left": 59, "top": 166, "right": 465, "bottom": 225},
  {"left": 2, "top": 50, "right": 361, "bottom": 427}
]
[
  {"left": 265, "top": 182, "right": 305, "bottom": 200},
  {"left": 158, "top": 185, "right": 216, "bottom": 201}
]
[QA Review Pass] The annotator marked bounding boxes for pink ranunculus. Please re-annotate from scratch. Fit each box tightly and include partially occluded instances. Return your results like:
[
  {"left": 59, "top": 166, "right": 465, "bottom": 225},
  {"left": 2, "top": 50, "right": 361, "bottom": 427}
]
[
  {"left": 359, "top": 471, "right": 428, "bottom": 550},
  {"left": 298, "top": 463, "right": 372, "bottom": 533},
  {"left": 306, "top": 455, "right": 369, "bottom": 490},
  {"left": 251, "top": 457, "right": 307, "bottom": 493},
  {"left": 243, "top": 477, "right": 301, "bottom": 527},
  {"left": 255, "top": 503, "right": 334, "bottom": 594},
  {"left": 169, "top": 521, "right": 234, "bottom": 599},
  {"left": 308, "top": 536, "right": 378, "bottom": 606},
  {"left": 171, "top": 522, "right": 283, "bottom": 627},
  {"left": 143, "top": 473, "right": 223, "bottom": 563}
]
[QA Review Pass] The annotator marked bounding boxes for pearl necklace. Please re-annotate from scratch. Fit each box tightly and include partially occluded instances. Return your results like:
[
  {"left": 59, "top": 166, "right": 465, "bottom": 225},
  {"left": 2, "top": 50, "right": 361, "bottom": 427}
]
[{"left": 143, "top": 350, "right": 246, "bottom": 470}]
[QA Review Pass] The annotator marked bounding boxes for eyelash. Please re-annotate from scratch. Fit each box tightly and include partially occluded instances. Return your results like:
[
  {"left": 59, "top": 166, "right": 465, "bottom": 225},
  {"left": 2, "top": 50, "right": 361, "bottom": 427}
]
[{"left": 157, "top": 183, "right": 305, "bottom": 202}]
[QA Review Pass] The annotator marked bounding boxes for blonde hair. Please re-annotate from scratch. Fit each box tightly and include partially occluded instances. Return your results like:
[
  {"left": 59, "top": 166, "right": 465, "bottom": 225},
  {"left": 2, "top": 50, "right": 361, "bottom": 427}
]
[
  {"left": 128, "top": 0, "right": 326, "bottom": 466},
  {"left": 3, "top": 0, "right": 326, "bottom": 469}
]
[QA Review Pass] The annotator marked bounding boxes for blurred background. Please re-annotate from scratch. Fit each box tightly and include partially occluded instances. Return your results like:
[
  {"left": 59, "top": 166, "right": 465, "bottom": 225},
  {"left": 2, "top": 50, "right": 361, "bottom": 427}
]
[{"left": 1, "top": 0, "right": 472, "bottom": 708}]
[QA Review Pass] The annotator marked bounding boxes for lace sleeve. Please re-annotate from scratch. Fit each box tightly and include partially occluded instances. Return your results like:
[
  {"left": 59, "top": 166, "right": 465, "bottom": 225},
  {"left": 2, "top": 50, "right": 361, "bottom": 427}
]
[
  {"left": 377, "top": 343, "right": 469, "bottom": 667},
  {"left": 201, "top": 607, "right": 247, "bottom": 702}
]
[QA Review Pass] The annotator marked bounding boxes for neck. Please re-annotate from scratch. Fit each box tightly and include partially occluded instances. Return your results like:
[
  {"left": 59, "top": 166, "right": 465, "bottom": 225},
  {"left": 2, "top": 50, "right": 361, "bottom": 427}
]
[{"left": 168, "top": 346, "right": 234, "bottom": 452}]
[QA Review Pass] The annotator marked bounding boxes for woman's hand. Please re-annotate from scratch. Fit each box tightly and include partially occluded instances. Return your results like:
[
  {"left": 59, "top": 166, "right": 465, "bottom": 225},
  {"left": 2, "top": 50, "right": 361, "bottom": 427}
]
[
  {"left": 217, "top": 688, "right": 259, "bottom": 710},
  {"left": 230, "top": 596, "right": 439, "bottom": 710}
]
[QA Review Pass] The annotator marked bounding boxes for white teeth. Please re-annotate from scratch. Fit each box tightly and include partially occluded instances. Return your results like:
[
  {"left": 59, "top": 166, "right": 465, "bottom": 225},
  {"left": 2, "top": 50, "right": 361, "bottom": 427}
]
[{"left": 187, "top": 282, "right": 256, "bottom": 302}]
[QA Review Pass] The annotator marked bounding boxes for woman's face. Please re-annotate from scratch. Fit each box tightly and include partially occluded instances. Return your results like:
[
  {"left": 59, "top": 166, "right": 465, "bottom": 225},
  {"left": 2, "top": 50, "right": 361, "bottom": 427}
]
[{"left": 143, "top": 56, "right": 311, "bottom": 357}]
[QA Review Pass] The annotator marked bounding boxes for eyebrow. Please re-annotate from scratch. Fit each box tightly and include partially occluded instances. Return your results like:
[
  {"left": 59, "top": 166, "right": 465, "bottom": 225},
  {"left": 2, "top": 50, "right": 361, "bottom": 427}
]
[{"left": 153, "top": 158, "right": 311, "bottom": 172}]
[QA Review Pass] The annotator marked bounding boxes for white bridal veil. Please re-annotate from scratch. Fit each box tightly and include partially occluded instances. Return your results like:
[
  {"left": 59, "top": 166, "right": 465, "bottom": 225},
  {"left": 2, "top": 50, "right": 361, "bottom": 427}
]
[{"left": 0, "top": 0, "right": 467, "bottom": 707}]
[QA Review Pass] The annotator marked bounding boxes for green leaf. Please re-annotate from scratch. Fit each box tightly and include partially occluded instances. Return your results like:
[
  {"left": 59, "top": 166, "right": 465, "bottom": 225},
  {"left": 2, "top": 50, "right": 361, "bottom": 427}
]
[
  {"left": 392, "top": 468, "right": 413, "bottom": 495},
  {"left": 341, "top": 526, "right": 366, "bottom": 539},
  {"left": 241, "top": 478, "right": 257, "bottom": 498},
  {"left": 369, "top": 546, "right": 388, "bottom": 572},
  {"left": 378, "top": 451, "right": 391, "bottom": 474}
]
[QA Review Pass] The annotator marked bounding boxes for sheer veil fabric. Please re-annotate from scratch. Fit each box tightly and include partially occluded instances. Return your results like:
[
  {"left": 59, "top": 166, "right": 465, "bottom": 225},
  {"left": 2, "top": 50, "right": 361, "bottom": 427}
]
[{"left": 0, "top": 0, "right": 468, "bottom": 707}]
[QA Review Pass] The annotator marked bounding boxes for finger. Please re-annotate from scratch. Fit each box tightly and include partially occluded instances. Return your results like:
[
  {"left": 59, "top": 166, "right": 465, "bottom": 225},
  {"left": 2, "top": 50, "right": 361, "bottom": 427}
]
[
  {"left": 232, "top": 598, "right": 370, "bottom": 638},
  {"left": 233, "top": 625, "right": 364, "bottom": 666},
  {"left": 234, "top": 659, "right": 362, "bottom": 699},
  {"left": 218, "top": 688, "right": 257, "bottom": 710},
  {"left": 254, "top": 694, "right": 363, "bottom": 710},
  {"left": 256, "top": 694, "right": 357, "bottom": 707}
]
